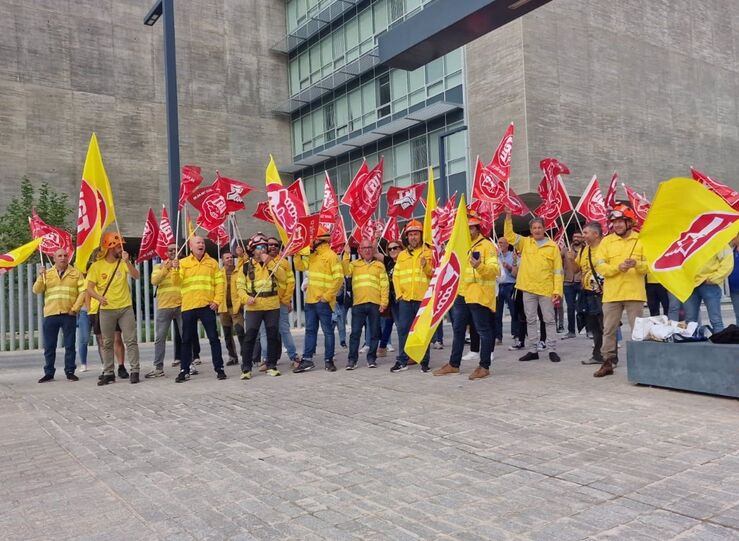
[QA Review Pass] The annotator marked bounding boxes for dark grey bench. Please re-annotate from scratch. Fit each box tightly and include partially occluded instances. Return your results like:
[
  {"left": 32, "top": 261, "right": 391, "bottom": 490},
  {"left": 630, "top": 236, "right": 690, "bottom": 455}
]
[{"left": 626, "top": 341, "right": 739, "bottom": 399}]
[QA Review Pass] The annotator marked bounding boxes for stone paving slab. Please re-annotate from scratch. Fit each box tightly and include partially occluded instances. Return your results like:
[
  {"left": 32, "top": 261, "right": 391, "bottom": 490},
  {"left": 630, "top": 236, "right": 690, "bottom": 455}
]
[{"left": 0, "top": 328, "right": 737, "bottom": 540}]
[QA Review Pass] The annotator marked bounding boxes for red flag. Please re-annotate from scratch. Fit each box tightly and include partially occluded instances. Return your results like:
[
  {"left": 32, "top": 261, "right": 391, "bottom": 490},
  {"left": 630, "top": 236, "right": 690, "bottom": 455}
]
[
  {"left": 472, "top": 156, "right": 505, "bottom": 203},
  {"left": 189, "top": 184, "right": 228, "bottom": 231},
  {"left": 486, "top": 122, "right": 515, "bottom": 184},
  {"left": 603, "top": 172, "right": 619, "bottom": 211},
  {"left": 386, "top": 183, "right": 425, "bottom": 218},
  {"left": 319, "top": 172, "right": 339, "bottom": 230},
  {"left": 553, "top": 228, "right": 567, "bottom": 250},
  {"left": 268, "top": 185, "right": 308, "bottom": 238},
  {"left": 505, "top": 188, "right": 530, "bottom": 217},
  {"left": 575, "top": 175, "right": 608, "bottom": 230},
  {"left": 691, "top": 168, "right": 739, "bottom": 210},
  {"left": 285, "top": 214, "right": 320, "bottom": 256},
  {"left": 350, "top": 219, "right": 381, "bottom": 247},
  {"left": 287, "top": 179, "right": 310, "bottom": 216},
  {"left": 156, "top": 206, "right": 176, "bottom": 259},
  {"left": 622, "top": 184, "right": 651, "bottom": 228},
  {"left": 343, "top": 158, "right": 384, "bottom": 226},
  {"left": 252, "top": 201, "right": 276, "bottom": 224},
  {"left": 207, "top": 225, "right": 229, "bottom": 247},
  {"left": 533, "top": 199, "right": 561, "bottom": 230},
  {"left": 30, "top": 209, "right": 74, "bottom": 257},
  {"left": 382, "top": 216, "right": 401, "bottom": 242},
  {"left": 179, "top": 165, "right": 203, "bottom": 210},
  {"left": 469, "top": 200, "right": 494, "bottom": 237},
  {"left": 537, "top": 158, "right": 573, "bottom": 222},
  {"left": 214, "top": 172, "right": 254, "bottom": 213},
  {"left": 136, "top": 208, "right": 160, "bottom": 263},
  {"left": 330, "top": 213, "right": 347, "bottom": 254}
]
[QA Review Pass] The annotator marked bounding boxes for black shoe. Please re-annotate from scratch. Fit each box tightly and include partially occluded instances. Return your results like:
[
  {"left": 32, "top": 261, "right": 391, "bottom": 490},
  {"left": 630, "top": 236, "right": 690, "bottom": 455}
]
[
  {"left": 549, "top": 352, "right": 561, "bottom": 363},
  {"left": 421, "top": 364, "right": 430, "bottom": 373},
  {"left": 390, "top": 362, "right": 408, "bottom": 373},
  {"left": 519, "top": 352, "right": 539, "bottom": 362},
  {"left": 345, "top": 361, "right": 357, "bottom": 371},
  {"left": 117, "top": 365, "right": 129, "bottom": 379},
  {"left": 340, "top": 342, "right": 347, "bottom": 348},
  {"left": 38, "top": 374, "right": 54, "bottom": 383},
  {"left": 325, "top": 361, "right": 337, "bottom": 372},
  {"left": 97, "top": 374, "right": 115, "bottom": 386},
  {"left": 226, "top": 358, "right": 238, "bottom": 366},
  {"left": 367, "top": 361, "right": 377, "bottom": 368},
  {"left": 130, "top": 372, "right": 140, "bottom": 384},
  {"left": 216, "top": 370, "right": 227, "bottom": 380},
  {"left": 66, "top": 373, "right": 79, "bottom": 382},
  {"left": 175, "top": 370, "right": 189, "bottom": 383},
  {"left": 612, "top": 358, "right": 619, "bottom": 367},
  {"left": 293, "top": 359, "right": 315, "bottom": 373}
]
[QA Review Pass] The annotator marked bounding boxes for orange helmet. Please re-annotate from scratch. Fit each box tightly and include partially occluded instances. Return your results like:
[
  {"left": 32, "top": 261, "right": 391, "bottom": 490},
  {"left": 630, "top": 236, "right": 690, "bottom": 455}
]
[
  {"left": 467, "top": 209, "right": 482, "bottom": 227},
  {"left": 404, "top": 220, "right": 423, "bottom": 234},
  {"left": 101, "top": 232, "right": 124, "bottom": 250},
  {"left": 316, "top": 226, "right": 331, "bottom": 239},
  {"left": 608, "top": 203, "right": 637, "bottom": 223}
]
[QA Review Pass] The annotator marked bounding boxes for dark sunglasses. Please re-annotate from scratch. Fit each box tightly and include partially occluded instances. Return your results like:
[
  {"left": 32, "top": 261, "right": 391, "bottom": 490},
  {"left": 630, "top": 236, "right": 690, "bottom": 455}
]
[{"left": 388, "top": 245, "right": 401, "bottom": 251}]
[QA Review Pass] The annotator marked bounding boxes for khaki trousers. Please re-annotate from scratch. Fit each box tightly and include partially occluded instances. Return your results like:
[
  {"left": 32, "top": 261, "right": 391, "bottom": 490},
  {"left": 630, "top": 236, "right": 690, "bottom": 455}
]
[
  {"left": 100, "top": 307, "right": 140, "bottom": 375},
  {"left": 601, "top": 301, "right": 643, "bottom": 361}
]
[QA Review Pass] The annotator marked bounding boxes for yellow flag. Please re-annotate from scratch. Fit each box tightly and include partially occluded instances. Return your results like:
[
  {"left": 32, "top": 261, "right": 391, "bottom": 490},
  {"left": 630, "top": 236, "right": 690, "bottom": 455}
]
[
  {"left": 423, "top": 167, "right": 436, "bottom": 245},
  {"left": 0, "top": 238, "right": 42, "bottom": 273},
  {"left": 187, "top": 216, "right": 195, "bottom": 238},
  {"left": 265, "top": 155, "right": 290, "bottom": 245},
  {"left": 641, "top": 177, "right": 739, "bottom": 302},
  {"left": 86, "top": 133, "right": 116, "bottom": 230},
  {"left": 405, "top": 195, "right": 471, "bottom": 363},
  {"left": 266, "top": 154, "right": 282, "bottom": 187}
]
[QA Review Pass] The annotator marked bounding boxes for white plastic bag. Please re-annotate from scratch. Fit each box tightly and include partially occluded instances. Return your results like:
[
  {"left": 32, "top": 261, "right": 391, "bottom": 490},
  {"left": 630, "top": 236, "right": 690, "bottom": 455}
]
[{"left": 632, "top": 315, "right": 669, "bottom": 341}]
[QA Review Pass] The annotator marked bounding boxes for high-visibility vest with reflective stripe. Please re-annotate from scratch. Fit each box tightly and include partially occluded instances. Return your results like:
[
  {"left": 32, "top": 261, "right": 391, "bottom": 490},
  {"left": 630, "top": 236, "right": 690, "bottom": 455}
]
[
  {"left": 151, "top": 263, "right": 181, "bottom": 309},
  {"left": 343, "top": 256, "right": 389, "bottom": 307},
  {"left": 176, "top": 254, "right": 225, "bottom": 312},
  {"left": 504, "top": 217, "right": 564, "bottom": 297},
  {"left": 294, "top": 243, "right": 343, "bottom": 309},
  {"left": 594, "top": 231, "right": 648, "bottom": 303},
  {"left": 393, "top": 245, "right": 433, "bottom": 302},
  {"left": 279, "top": 257, "right": 295, "bottom": 306},
  {"left": 237, "top": 259, "right": 287, "bottom": 312},
  {"left": 32, "top": 267, "right": 85, "bottom": 317},
  {"left": 460, "top": 236, "right": 499, "bottom": 312}
]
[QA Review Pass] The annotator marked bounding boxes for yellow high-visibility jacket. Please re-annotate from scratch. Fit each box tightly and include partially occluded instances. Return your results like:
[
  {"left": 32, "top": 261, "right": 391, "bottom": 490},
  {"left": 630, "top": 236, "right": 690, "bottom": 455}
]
[
  {"left": 461, "top": 236, "right": 500, "bottom": 312},
  {"left": 278, "top": 257, "right": 295, "bottom": 306},
  {"left": 222, "top": 267, "right": 243, "bottom": 315},
  {"left": 237, "top": 258, "right": 287, "bottom": 311},
  {"left": 176, "top": 253, "right": 225, "bottom": 312},
  {"left": 151, "top": 262, "right": 181, "bottom": 309},
  {"left": 33, "top": 266, "right": 85, "bottom": 317},
  {"left": 343, "top": 255, "right": 389, "bottom": 307},
  {"left": 576, "top": 244, "right": 602, "bottom": 292},
  {"left": 694, "top": 247, "right": 734, "bottom": 286},
  {"left": 393, "top": 245, "right": 433, "bottom": 302},
  {"left": 294, "top": 243, "right": 343, "bottom": 309},
  {"left": 594, "top": 231, "right": 647, "bottom": 303},
  {"left": 504, "top": 217, "right": 564, "bottom": 297}
]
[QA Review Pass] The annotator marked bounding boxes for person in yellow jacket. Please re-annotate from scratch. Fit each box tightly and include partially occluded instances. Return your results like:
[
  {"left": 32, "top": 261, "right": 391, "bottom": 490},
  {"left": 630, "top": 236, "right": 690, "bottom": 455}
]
[
  {"left": 593, "top": 204, "right": 647, "bottom": 377},
  {"left": 220, "top": 252, "right": 244, "bottom": 367},
  {"left": 342, "top": 239, "right": 389, "bottom": 370},
  {"left": 237, "top": 236, "right": 287, "bottom": 379},
  {"left": 173, "top": 235, "right": 227, "bottom": 383},
  {"left": 391, "top": 219, "right": 434, "bottom": 373},
  {"left": 34, "top": 248, "right": 85, "bottom": 383},
  {"left": 264, "top": 237, "right": 299, "bottom": 367},
  {"left": 434, "top": 210, "right": 500, "bottom": 380},
  {"left": 572, "top": 221, "right": 604, "bottom": 365},
  {"left": 147, "top": 243, "right": 181, "bottom": 378},
  {"left": 683, "top": 246, "right": 734, "bottom": 332},
  {"left": 504, "top": 211, "right": 564, "bottom": 363},
  {"left": 293, "top": 227, "right": 343, "bottom": 373}
]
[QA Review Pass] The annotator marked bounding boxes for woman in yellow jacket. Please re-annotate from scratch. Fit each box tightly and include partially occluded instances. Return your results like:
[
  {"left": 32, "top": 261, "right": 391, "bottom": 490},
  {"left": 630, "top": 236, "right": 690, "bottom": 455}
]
[{"left": 504, "top": 211, "right": 564, "bottom": 363}]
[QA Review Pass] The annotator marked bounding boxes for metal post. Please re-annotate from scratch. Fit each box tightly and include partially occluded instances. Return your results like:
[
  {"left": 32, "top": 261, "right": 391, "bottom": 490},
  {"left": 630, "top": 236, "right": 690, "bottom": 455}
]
[
  {"left": 36, "top": 281, "right": 43, "bottom": 351},
  {"left": 18, "top": 265, "right": 25, "bottom": 351},
  {"left": 0, "top": 273, "right": 5, "bottom": 351},
  {"left": 8, "top": 270, "right": 14, "bottom": 351},
  {"left": 438, "top": 125, "right": 468, "bottom": 203},
  {"left": 144, "top": 260, "right": 151, "bottom": 342},
  {"left": 134, "top": 269, "right": 142, "bottom": 343},
  {"left": 27, "top": 265, "right": 34, "bottom": 349}
]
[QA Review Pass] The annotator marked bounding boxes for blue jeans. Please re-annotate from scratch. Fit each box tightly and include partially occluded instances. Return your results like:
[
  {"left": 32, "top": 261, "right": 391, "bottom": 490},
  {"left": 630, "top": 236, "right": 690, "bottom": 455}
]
[
  {"left": 349, "top": 303, "right": 380, "bottom": 364},
  {"left": 450, "top": 297, "right": 494, "bottom": 369},
  {"left": 564, "top": 282, "right": 581, "bottom": 334},
  {"left": 732, "top": 292, "right": 739, "bottom": 326},
  {"left": 667, "top": 291, "right": 683, "bottom": 321},
  {"left": 379, "top": 303, "right": 398, "bottom": 348},
  {"left": 396, "top": 299, "right": 429, "bottom": 367},
  {"left": 259, "top": 304, "right": 298, "bottom": 361},
  {"left": 432, "top": 322, "right": 444, "bottom": 344},
  {"left": 685, "top": 283, "right": 725, "bottom": 332},
  {"left": 304, "top": 301, "right": 335, "bottom": 362},
  {"left": 43, "top": 314, "right": 77, "bottom": 376},
  {"left": 181, "top": 306, "right": 224, "bottom": 374},
  {"left": 333, "top": 304, "right": 347, "bottom": 344},
  {"left": 77, "top": 309, "right": 91, "bottom": 367},
  {"left": 495, "top": 282, "right": 518, "bottom": 340}
]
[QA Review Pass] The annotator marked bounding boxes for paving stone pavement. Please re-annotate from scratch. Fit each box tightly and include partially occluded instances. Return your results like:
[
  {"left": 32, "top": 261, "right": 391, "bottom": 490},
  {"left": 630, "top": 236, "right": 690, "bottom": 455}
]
[{"left": 1, "top": 325, "right": 738, "bottom": 541}]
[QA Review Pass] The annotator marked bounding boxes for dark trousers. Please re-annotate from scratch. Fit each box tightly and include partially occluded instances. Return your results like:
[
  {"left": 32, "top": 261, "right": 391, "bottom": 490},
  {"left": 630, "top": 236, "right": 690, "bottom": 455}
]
[
  {"left": 580, "top": 291, "right": 604, "bottom": 361},
  {"left": 564, "top": 282, "right": 581, "bottom": 334},
  {"left": 241, "top": 309, "right": 280, "bottom": 371},
  {"left": 174, "top": 322, "right": 201, "bottom": 360},
  {"left": 349, "top": 303, "right": 380, "bottom": 364},
  {"left": 646, "top": 283, "right": 669, "bottom": 316},
  {"left": 451, "top": 297, "right": 495, "bottom": 369},
  {"left": 181, "top": 307, "right": 223, "bottom": 374},
  {"left": 42, "top": 314, "right": 77, "bottom": 376},
  {"left": 223, "top": 324, "right": 244, "bottom": 360},
  {"left": 379, "top": 303, "right": 399, "bottom": 348},
  {"left": 397, "top": 299, "right": 429, "bottom": 367},
  {"left": 495, "top": 282, "right": 518, "bottom": 340}
]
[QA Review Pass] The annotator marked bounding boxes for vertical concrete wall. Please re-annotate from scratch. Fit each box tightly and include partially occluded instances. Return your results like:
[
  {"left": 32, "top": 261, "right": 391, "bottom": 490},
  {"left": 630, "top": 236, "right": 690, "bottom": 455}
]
[{"left": 0, "top": 0, "right": 291, "bottom": 236}]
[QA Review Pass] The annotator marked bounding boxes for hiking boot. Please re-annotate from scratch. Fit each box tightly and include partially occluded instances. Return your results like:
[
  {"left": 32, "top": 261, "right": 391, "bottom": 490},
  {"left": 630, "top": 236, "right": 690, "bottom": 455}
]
[
  {"left": 377, "top": 347, "right": 387, "bottom": 357},
  {"left": 66, "top": 373, "right": 79, "bottom": 381},
  {"left": 174, "top": 370, "right": 189, "bottom": 383},
  {"left": 266, "top": 368, "right": 281, "bottom": 377},
  {"left": 216, "top": 370, "right": 227, "bottom": 380},
  {"left": 258, "top": 361, "right": 268, "bottom": 372},
  {"left": 38, "top": 374, "right": 54, "bottom": 383},
  {"left": 293, "top": 359, "right": 315, "bottom": 373},
  {"left": 519, "top": 352, "right": 539, "bottom": 362},
  {"left": 145, "top": 369, "right": 165, "bottom": 378},
  {"left": 117, "top": 365, "right": 129, "bottom": 379},
  {"left": 325, "top": 360, "right": 337, "bottom": 372},
  {"left": 468, "top": 367, "right": 490, "bottom": 380},
  {"left": 240, "top": 370, "right": 251, "bottom": 380},
  {"left": 594, "top": 360, "right": 614, "bottom": 377},
  {"left": 345, "top": 361, "right": 357, "bottom": 371},
  {"left": 549, "top": 352, "right": 561, "bottom": 363},
  {"left": 226, "top": 357, "right": 238, "bottom": 366},
  {"left": 581, "top": 357, "right": 603, "bottom": 365},
  {"left": 97, "top": 374, "right": 115, "bottom": 386},
  {"left": 433, "top": 363, "right": 460, "bottom": 376},
  {"left": 390, "top": 362, "right": 407, "bottom": 373},
  {"left": 130, "top": 372, "right": 140, "bottom": 384}
]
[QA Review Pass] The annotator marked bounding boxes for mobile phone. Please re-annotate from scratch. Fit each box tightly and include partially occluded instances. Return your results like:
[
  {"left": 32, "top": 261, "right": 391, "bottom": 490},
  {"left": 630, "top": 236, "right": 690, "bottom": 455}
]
[{"left": 472, "top": 251, "right": 480, "bottom": 259}]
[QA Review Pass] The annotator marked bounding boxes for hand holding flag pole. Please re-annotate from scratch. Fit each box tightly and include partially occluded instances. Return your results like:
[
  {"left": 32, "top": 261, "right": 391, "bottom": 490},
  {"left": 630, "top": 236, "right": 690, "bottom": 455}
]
[{"left": 28, "top": 216, "right": 46, "bottom": 283}]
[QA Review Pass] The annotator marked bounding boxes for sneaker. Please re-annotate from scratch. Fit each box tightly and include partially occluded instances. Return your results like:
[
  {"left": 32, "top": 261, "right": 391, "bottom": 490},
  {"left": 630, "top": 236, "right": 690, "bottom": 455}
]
[
  {"left": 561, "top": 332, "right": 576, "bottom": 340},
  {"left": 226, "top": 357, "right": 238, "bottom": 366},
  {"left": 130, "top": 372, "right": 140, "bottom": 384},
  {"left": 508, "top": 342, "right": 525, "bottom": 351},
  {"left": 66, "top": 373, "right": 79, "bottom": 382},
  {"left": 556, "top": 326, "right": 565, "bottom": 334},
  {"left": 461, "top": 351, "right": 480, "bottom": 362},
  {"left": 537, "top": 341, "right": 547, "bottom": 351},
  {"left": 432, "top": 363, "right": 460, "bottom": 376},
  {"left": 367, "top": 361, "right": 377, "bottom": 368},
  {"left": 519, "top": 352, "right": 539, "bottom": 362},
  {"left": 80, "top": 364, "right": 88, "bottom": 372},
  {"left": 586, "top": 332, "right": 594, "bottom": 339},
  {"left": 189, "top": 368, "right": 199, "bottom": 376},
  {"left": 437, "top": 342, "right": 444, "bottom": 350},
  {"left": 420, "top": 364, "right": 430, "bottom": 373},
  {"left": 291, "top": 356, "right": 300, "bottom": 370},
  {"left": 431, "top": 342, "right": 439, "bottom": 350},
  {"left": 386, "top": 344, "right": 395, "bottom": 352},
  {"left": 175, "top": 370, "right": 189, "bottom": 383},
  {"left": 38, "top": 374, "right": 54, "bottom": 383},
  {"left": 216, "top": 370, "right": 227, "bottom": 380},
  {"left": 293, "top": 359, "right": 315, "bottom": 373},
  {"left": 390, "top": 362, "right": 407, "bottom": 373},
  {"left": 240, "top": 371, "right": 252, "bottom": 380},
  {"left": 581, "top": 357, "right": 603, "bottom": 365},
  {"left": 549, "top": 352, "right": 561, "bottom": 363},
  {"left": 258, "top": 361, "right": 268, "bottom": 372},
  {"left": 172, "top": 360, "right": 181, "bottom": 367},
  {"left": 145, "top": 369, "right": 165, "bottom": 378},
  {"left": 266, "top": 368, "right": 281, "bottom": 377},
  {"left": 359, "top": 345, "right": 369, "bottom": 354},
  {"left": 325, "top": 360, "right": 337, "bottom": 372},
  {"left": 193, "top": 358, "right": 202, "bottom": 365},
  {"left": 377, "top": 347, "right": 387, "bottom": 357},
  {"left": 468, "top": 367, "right": 490, "bottom": 380},
  {"left": 98, "top": 372, "right": 114, "bottom": 382},
  {"left": 345, "top": 361, "right": 357, "bottom": 371},
  {"left": 97, "top": 374, "right": 115, "bottom": 386},
  {"left": 340, "top": 342, "right": 347, "bottom": 349},
  {"left": 117, "top": 365, "right": 129, "bottom": 379}
]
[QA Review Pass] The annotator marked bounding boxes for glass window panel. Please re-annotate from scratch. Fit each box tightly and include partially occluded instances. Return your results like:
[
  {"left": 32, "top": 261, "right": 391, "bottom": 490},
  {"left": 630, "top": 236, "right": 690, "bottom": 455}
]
[
  {"left": 410, "top": 136, "right": 427, "bottom": 172},
  {"left": 388, "top": 0, "right": 404, "bottom": 23},
  {"left": 332, "top": 27, "right": 345, "bottom": 67},
  {"left": 299, "top": 53, "right": 310, "bottom": 88},
  {"left": 425, "top": 57, "right": 444, "bottom": 83},
  {"left": 321, "top": 38, "right": 332, "bottom": 72},
  {"left": 428, "top": 129, "right": 441, "bottom": 167},
  {"left": 348, "top": 88, "right": 362, "bottom": 129},
  {"left": 447, "top": 130, "right": 466, "bottom": 161},
  {"left": 292, "top": 120, "right": 302, "bottom": 156},
  {"left": 445, "top": 71, "right": 462, "bottom": 90},
  {"left": 390, "top": 69, "right": 407, "bottom": 99},
  {"left": 312, "top": 110, "right": 324, "bottom": 146},
  {"left": 406, "top": 0, "right": 423, "bottom": 14},
  {"left": 358, "top": 9, "right": 373, "bottom": 43},
  {"left": 445, "top": 48, "right": 462, "bottom": 74},
  {"left": 427, "top": 80, "right": 444, "bottom": 98},
  {"left": 345, "top": 18, "right": 359, "bottom": 54},
  {"left": 373, "top": 0, "right": 388, "bottom": 33},
  {"left": 394, "top": 141, "right": 410, "bottom": 176},
  {"left": 335, "top": 95, "right": 348, "bottom": 128},
  {"left": 289, "top": 58, "right": 300, "bottom": 96},
  {"left": 310, "top": 46, "right": 321, "bottom": 81},
  {"left": 287, "top": 1, "right": 298, "bottom": 33},
  {"left": 409, "top": 89, "right": 425, "bottom": 107},
  {"left": 409, "top": 65, "right": 424, "bottom": 92},
  {"left": 361, "top": 83, "right": 375, "bottom": 115}
]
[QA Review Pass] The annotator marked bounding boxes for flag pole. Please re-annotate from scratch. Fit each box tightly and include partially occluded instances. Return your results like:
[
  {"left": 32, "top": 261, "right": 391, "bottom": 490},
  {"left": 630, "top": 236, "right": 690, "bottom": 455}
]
[
  {"left": 175, "top": 226, "right": 199, "bottom": 258},
  {"left": 28, "top": 217, "right": 46, "bottom": 283},
  {"left": 173, "top": 203, "right": 181, "bottom": 255},
  {"left": 229, "top": 213, "right": 247, "bottom": 254}
]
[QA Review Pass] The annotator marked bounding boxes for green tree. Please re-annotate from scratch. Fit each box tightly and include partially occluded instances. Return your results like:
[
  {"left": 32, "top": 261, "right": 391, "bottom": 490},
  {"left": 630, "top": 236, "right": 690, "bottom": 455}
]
[{"left": 0, "top": 177, "right": 74, "bottom": 253}]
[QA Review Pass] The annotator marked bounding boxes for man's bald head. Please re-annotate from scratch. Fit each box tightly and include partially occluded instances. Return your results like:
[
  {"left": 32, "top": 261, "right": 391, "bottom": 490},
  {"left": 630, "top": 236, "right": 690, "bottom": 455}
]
[
  {"left": 53, "top": 249, "right": 69, "bottom": 270},
  {"left": 190, "top": 236, "right": 206, "bottom": 258}
]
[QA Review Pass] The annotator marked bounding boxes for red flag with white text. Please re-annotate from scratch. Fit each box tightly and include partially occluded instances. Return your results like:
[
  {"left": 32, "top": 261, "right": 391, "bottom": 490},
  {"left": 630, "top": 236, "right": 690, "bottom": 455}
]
[
  {"left": 285, "top": 214, "right": 320, "bottom": 256},
  {"left": 603, "top": 172, "right": 619, "bottom": 211},
  {"left": 319, "top": 172, "right": 339, "bottom": 230},
  {"left": 30, "top": 208, "right": 74, "bottom": 257},
  {"left": 179, "top": 165, "right": 204, "bottom": 210},
  {"left": 386, "top": 183, "right": 425, "bottom": 218},
  {"left": 622, "top": 184, "right": 651, "bottom": 228},
  {"left": 486, "top": 122, "right": 515, "bottom": 185},
  {"left": 207, "top": 225, "right": 229, "bottom": 248},
  {"left": 136, "top": 208, "right": 160, "bottom": 263},
  {"left": 472, "top": 156, "right": 505, "bottom": 203},
  {"left": 469, "top": 199, "right": 494, "bottom": 237},
  {"left": 252, "top": 201, "right": 276, "bottom": 224},
  {"left": 330, "top": 213, "right": 347, "bottom": 254},
  {"left": 214, "top": 172, "right": 254, "bottom": 213},
  {"left": 691, "top": 167, "right": 739, "bottom": 210},
  {"left": 156, "top": 206, "right": 175, "bottom": 259},
  {"left": 189, "top": 184, "right": 228, "bottom": 231},
  {"left": 575, "top": 175, "right": 608, "bottom": 230},
  {"left": 382, "top": 216, "right": 401, "bottom": 242},
  {"left": 343, "top": 158, "right": 384, "bottom": 226}
]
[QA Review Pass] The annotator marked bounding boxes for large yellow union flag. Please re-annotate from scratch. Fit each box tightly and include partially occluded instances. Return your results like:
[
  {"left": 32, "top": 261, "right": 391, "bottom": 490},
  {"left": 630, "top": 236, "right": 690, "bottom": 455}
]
[
  {"left": 0, "top": 238, "right": 42, "bottom": 273},
  {"left": 265, "top": 155, "right": 290, "bottom": 245},
  {"left": 423, "top": 167, "right": 436, "bottom": 246},
  {"left": 640, "top": 177, "right": 739, "bottom": 302},
  {"left": 405, "top": 195, "right": 471, "bottom": 363}
]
